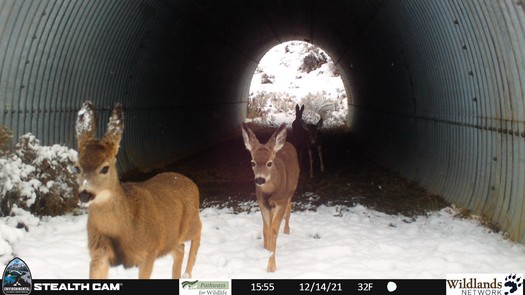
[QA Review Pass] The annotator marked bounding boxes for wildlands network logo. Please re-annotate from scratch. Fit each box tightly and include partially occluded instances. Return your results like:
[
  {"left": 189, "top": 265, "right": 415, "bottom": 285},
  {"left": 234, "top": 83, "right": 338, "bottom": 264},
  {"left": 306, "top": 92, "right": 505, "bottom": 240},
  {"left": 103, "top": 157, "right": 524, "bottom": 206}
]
[
  {"left": 447, "top": 274, "right": 523, "bottom": 295},
  {"left": 2, "top": 257, "right": 32, "bottom": 295}
]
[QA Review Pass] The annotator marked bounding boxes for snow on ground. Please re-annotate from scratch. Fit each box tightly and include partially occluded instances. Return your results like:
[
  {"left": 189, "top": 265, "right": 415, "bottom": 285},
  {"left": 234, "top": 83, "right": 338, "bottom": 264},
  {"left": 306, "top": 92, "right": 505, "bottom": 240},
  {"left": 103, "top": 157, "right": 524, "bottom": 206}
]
[{"left": 8, "top": 203, "right": 525, "bottom": 279}]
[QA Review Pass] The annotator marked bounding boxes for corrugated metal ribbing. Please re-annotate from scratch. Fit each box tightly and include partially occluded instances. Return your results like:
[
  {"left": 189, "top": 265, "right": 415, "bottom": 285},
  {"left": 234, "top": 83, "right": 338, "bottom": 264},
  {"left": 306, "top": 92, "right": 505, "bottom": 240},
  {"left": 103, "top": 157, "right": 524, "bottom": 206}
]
[
  {"left": 354, "top": 0, "right": 525, "bottom": 242},
  {"left": 0, "top": 0, "right": 130, "bottom": 141},
  {"left": 1, "top": 0, "right": 226, "bottom": 173}
]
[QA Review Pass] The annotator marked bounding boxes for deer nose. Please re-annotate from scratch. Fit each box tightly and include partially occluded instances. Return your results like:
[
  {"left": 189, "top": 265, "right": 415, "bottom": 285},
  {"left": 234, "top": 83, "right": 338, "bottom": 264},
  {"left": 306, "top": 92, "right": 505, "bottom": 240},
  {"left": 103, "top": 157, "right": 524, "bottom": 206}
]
[
  {"left": 255, "top": 177, "right": 266, "bottom": 185},
  {"left": 79, "top": 190, "right": 94, "bottom": 203}
]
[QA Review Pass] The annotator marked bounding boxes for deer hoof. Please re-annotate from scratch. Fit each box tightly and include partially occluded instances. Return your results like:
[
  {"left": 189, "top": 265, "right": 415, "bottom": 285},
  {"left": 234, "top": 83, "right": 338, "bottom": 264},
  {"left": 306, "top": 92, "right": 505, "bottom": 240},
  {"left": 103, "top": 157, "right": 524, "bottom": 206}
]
[
  {"left": 267, "top": 264, "right": 276, "bottom": 272},
  {"left": 181, "top": 272, "right": 191, "bottom": 279}
]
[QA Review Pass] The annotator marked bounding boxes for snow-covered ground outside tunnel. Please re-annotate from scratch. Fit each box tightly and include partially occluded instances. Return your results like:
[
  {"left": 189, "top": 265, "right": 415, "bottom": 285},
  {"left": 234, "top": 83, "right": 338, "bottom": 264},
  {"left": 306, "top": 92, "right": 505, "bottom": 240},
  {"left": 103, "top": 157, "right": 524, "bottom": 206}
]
[
  {"left": 1, "top": 41, "right": 525, "bottom": 279},
  {"left": 7, "top": 202, "right": 525, "bottom": 279}
]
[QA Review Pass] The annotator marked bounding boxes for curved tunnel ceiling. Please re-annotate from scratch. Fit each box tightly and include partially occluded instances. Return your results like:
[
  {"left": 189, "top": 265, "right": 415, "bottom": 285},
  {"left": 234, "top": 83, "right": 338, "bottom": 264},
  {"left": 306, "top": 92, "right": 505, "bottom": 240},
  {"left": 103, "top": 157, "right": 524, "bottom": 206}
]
[{"left": 1, "top": 0, "right": 524, "bottom": 243}]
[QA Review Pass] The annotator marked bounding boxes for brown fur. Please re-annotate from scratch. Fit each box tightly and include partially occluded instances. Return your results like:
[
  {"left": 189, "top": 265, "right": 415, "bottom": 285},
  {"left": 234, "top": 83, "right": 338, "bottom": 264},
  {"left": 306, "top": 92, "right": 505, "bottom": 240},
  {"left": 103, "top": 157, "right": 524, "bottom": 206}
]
[
  {"left": 75, "top": 101, "right": 201, "bottom": 279},
  {"left": 241, "top": 123, "right": 300, "bottom": 272}
]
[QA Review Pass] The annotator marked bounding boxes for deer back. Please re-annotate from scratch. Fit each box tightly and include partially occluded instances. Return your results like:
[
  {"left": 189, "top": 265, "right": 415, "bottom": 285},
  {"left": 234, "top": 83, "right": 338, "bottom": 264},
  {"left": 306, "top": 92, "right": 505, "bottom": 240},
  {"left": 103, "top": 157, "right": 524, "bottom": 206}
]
[
  {"left": 86, "top": 171, "right": 200, "bottom": 268},
  {"left": 120, "top": 173, "right": 200, "bottom": 250}
]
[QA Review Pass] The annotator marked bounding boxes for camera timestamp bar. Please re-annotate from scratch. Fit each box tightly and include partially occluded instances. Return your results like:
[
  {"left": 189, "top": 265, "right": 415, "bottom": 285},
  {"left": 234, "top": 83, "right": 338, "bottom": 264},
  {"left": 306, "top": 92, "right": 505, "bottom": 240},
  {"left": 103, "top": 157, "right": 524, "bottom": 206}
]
[{"left": 232, "top": 279, "right": 445, "bottom": 295}]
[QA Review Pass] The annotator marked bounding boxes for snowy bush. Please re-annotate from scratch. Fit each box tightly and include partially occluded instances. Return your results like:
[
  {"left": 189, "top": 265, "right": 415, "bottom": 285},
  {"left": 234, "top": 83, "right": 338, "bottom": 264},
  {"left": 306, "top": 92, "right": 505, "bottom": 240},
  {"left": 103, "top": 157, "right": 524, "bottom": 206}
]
[
  {"left": 328, "top": 62, "right": 340, "bottom": 77},
  {"left": 247, "top": 91, "right": 298, "bottom": 122},
  {"left": 260, "top": 73, "right": 275, "bottom": 84},
  {"left": 0, "top": 131, "right": 79, "bottom": 217},
  {"left": 299, "top": 91, "right": 347, "bottom": 126},
  {"left": 247, "top": 91, "right": 271, "bottom": 119},
  {"left": 0, "top": 206, "right": 40, "bottom": 265},
  {"left": 0, "top": 125, "right": 12, "bottom": 157},
  {"left": 298, "top": 46, "right": 328, "bottom": 74}
]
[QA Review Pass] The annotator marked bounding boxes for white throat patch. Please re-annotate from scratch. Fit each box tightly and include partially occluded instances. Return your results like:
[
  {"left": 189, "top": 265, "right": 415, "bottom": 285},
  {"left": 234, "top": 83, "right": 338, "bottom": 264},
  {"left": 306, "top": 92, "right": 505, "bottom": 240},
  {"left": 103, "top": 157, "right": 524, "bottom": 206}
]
[{"left": 92, "top": 189, "right": 112, "bottom": 205}]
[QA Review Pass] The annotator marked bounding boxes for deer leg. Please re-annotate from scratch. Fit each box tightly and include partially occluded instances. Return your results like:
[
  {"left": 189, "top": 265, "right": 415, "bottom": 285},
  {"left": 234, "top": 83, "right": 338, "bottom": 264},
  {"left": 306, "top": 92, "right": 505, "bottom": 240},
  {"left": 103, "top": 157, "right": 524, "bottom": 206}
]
[
  {"left": 258, "top": 201, "right": 271, "bottom": 250},
  {"left": 318, "top": 145, "right": 325, "bottom": 173},
  {"left": 308, "top": 148, "right": 314, "bottom": 178},
  {"left": 267, "top": 204, "right": 287, "bottom": 272},
  {"left": 182, "top": 222, "right": 202, "bottom": 278},
  {"left": 296, "top": 148, "right": 303, "bottom": 170},
  {"left": 262, "top": 221, "right": 271, "bottom": 250},
  {"left": 170, "top": 244, "right": 185, "bottom": 279},
  {"left": 299, "top": 147, "right": 307, "bottom": 171},
  {"left": 284, "top": 200, "right": 292, "bottom": 234},
  {"left": 138, "top": 253, "right": 156, "bottom": 279},
  {"left": 89, "top": 257, "right": 110, "bottom": 279}
]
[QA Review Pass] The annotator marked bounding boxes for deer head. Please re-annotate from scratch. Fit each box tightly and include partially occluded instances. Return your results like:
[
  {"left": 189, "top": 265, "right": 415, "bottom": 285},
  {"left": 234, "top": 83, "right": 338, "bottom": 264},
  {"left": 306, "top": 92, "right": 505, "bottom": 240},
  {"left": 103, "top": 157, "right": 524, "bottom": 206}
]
[
  {"left": 308, "top": 118, "right": 323, "bottom": 146},
  {"left": 75, "top": 101, "right": 124, "bottom": 204},
  {"left": 241, "top": 123, "right": 287, "bottom": 187}
]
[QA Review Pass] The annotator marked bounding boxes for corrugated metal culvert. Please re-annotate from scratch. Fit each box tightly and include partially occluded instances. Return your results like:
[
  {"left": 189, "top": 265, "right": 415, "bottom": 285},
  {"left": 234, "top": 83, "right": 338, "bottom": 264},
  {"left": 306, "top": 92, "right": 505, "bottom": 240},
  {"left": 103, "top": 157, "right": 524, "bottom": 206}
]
[{"left": 1, "top": 0, "right": 524, "bottom": 244}]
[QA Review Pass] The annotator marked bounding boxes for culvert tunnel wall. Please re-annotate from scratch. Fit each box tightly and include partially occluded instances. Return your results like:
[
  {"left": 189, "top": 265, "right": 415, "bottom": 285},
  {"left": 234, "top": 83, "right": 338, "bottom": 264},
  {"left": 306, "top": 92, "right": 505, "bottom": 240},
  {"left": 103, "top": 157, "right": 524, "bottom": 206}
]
[{"left": 1, "top": 0, "right": 524, "bottom": 243}]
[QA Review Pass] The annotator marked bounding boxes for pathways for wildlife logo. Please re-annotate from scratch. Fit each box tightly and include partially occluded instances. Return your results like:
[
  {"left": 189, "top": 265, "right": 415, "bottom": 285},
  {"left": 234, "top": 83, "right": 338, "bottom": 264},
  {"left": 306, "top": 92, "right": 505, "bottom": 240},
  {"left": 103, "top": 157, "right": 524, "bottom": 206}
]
[
  {"left": 180, "top": 279, "right": 231, "bottom": 295},
  {"left": 446, "top": 274, "right": 523, "bottom": 295},
  {"left": 2, "top": 257, "right": 32, "bottom": 295}
]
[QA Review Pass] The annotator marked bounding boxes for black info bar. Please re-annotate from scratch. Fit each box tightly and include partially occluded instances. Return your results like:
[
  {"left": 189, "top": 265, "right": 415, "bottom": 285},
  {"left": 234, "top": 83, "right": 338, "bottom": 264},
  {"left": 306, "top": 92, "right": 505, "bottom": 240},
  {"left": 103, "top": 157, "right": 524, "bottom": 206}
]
[{"left": 29, "top": 279, "right": 445, "bottom": 295}]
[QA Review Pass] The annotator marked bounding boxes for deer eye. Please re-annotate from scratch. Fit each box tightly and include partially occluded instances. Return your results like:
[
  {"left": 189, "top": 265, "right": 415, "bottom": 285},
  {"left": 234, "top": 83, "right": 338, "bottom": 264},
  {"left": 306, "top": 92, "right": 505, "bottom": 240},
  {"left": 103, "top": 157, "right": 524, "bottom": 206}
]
[
  {"left": 100, "top": 166, "right": 110, "bottom": 174},
  {"left": 266, "top": 161, "right": 273, "bottom": 168},
  {"left": 251, "top": 161, "right": 256, "bottom": 168},
  {"left": 74, "top": 166, "right": 81, "bottom": 174}
]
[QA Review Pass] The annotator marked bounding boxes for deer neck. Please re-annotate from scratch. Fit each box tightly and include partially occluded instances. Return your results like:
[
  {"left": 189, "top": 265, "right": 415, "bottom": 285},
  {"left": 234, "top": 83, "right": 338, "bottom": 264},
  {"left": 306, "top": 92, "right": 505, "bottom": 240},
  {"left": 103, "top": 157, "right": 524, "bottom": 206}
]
[{"left": 88, "top": 180, "right": 130, "bottom": 236}]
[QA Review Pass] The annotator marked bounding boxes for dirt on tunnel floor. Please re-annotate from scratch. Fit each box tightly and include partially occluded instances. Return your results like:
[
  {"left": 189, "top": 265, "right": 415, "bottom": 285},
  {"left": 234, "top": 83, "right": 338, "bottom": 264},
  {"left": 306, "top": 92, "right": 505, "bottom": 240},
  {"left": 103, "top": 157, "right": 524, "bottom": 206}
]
[{"left": 126, "top": 125, "right": 451, "bottom": 217}]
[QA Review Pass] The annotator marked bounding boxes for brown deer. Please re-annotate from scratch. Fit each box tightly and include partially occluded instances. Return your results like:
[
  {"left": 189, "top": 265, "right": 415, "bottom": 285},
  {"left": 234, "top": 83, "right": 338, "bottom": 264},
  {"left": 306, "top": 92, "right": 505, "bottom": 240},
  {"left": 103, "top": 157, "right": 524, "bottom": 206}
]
[
  {"left": 74, "top": 101, "right": 201, "bottom": 279},
  {"left": 292, "top": 104, "right": 325, "bottom": 178},
  {"left": 241, "top": 123, "right": 300, "bottom": 272}
]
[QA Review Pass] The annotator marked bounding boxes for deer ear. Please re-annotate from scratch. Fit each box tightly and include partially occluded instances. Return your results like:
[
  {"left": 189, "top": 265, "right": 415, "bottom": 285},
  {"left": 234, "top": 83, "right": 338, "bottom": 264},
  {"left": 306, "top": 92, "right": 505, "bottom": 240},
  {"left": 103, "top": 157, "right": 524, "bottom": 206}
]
[
  {"left": 241, "top": 123, "right": 259, "bottom": 152},
  {"left": 76, "top": 100, "right": 97, "bottom": 150},
  {"left": 269, "top": 123, "right": 287, "bottom": 152},
  {"left": 102, "top": 102, "right": 124, "bottom": 156}
]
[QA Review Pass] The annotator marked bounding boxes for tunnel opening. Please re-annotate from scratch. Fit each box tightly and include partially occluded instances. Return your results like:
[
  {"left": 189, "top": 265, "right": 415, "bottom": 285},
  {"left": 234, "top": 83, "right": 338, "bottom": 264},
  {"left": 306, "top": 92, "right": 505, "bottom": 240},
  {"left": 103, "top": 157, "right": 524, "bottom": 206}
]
[{"left": 246, "top": 41, "right": 349, "bottom": 130}]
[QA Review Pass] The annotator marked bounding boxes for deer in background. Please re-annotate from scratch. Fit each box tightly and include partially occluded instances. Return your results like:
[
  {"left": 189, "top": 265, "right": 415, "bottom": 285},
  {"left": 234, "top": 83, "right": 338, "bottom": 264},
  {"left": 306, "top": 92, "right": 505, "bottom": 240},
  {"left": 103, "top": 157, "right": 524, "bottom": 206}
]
[
  {"left": 241, "top": 123, "right": 300, "bottom": 272},
  {"left": 292, "top": 104, "right": 325, "bottom": 178},
  {"left": 75, "top": 101, "right": 201, "bottom": 279}
]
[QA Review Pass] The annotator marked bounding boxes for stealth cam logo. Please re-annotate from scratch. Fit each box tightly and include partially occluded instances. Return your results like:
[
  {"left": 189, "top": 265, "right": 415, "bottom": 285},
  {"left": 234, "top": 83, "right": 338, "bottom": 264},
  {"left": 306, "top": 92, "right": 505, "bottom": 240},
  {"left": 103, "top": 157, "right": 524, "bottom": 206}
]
[{"left": 2, "top": 257, "right": 32, "bottom": 295}]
